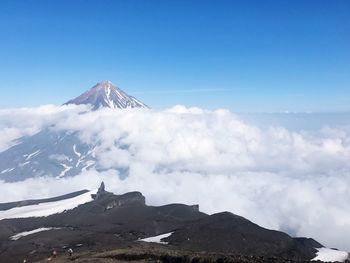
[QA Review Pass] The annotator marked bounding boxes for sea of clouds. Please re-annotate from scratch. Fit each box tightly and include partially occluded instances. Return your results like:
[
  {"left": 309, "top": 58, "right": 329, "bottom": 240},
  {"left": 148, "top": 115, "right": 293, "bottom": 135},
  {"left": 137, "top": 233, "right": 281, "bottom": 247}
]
[{"left": 0, "top": 105, "right": 350, "bottom": 250}]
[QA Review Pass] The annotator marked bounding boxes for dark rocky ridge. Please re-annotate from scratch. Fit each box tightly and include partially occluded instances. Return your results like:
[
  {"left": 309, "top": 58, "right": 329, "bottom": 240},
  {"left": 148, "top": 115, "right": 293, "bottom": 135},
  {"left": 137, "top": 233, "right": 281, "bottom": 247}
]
[{"left": 0, "top": 183, "right": 341, "bottom": 262}]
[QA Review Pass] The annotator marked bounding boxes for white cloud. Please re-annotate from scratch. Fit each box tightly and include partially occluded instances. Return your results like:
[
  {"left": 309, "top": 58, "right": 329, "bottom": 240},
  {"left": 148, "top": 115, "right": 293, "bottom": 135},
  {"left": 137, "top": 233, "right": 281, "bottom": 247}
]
[
  {"left": 0, "top": 105, "right": 350, "bottom": 251},
  {"left": 0, "top": 104, "right": 88, "bottom": 151}
]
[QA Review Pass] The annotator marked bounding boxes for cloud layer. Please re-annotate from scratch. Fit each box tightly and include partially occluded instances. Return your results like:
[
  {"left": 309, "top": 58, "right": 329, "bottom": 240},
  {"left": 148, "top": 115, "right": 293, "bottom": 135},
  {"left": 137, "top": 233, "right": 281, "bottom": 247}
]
[{"left": 1, "top": 105, "right": 350, "bottom": 250}]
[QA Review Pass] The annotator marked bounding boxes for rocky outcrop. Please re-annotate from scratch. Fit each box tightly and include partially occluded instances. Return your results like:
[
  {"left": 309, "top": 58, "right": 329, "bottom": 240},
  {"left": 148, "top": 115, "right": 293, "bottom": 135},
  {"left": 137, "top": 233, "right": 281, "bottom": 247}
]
[
  {"left": 91, "top": 182, "right": 108, "bottom": 200},
  {"left": 106, "top": 192, "right": 145, "bottom": 210},
  {"left": 90, "top": 182, "right": 146, "bottom": 209}
]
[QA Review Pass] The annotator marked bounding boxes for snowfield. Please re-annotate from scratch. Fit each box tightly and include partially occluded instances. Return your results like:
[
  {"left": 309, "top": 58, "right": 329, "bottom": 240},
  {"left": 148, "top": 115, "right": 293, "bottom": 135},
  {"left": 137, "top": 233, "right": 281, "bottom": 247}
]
[
  {"left": 139, "top": 232, "right": 174, "bottom": 244},
  {"left": 0, "top": 191, "right": 94, "bottom": 220},
  {"left": 312, "top": 247, "right": 349, "bottom": 262}
]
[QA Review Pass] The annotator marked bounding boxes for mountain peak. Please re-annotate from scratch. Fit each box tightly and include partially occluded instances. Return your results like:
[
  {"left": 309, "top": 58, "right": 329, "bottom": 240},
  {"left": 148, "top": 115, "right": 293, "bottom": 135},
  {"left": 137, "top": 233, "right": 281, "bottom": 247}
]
[
  {"left": 95, "top": 80, "right": 112, "bottom": 88},
  {"left": 91, "top": 80, "right": 116, "bottom": 93},
  {"left": 64, "top": 81, "right": 148, "bottom": 110}
]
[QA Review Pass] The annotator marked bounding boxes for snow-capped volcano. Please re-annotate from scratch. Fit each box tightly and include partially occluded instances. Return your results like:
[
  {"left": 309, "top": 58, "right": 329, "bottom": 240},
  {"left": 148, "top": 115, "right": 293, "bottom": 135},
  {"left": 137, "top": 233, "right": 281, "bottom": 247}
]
[
  {"left": 0, "top": 81, "right": 148, "bottom": 182},
  {"left": 64, "top": 81, "right": 148, "bottom": 110}
]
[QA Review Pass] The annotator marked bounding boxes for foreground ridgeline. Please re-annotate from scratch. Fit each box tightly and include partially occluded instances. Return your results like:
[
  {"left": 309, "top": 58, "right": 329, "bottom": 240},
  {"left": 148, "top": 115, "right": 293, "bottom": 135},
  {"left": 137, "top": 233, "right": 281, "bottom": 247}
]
[{"left": 0, "top": 183, "right": 348, "bottom": 263}]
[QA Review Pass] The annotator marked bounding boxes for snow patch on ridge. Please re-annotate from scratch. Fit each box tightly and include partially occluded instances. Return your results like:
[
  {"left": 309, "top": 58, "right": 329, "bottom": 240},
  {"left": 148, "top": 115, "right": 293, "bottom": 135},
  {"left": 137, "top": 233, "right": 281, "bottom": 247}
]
[
  {"left": 139, "top": 232, "right": 174, "bottom": 244},
  {"left": 10, "top": 227, "right": 61, "bottom": 240},
  {"left": 312, "top": 248, "right": 349, "bottom": 262},
  {"left": 0, "top": 191, "right": 94, "bottom": 220}
]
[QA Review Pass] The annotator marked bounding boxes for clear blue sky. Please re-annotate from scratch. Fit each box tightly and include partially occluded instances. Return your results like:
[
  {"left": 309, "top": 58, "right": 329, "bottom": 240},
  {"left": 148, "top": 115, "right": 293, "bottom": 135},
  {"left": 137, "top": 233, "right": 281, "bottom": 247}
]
[{"left": 0, "top": 0, "right": 349, "bottom": 112}]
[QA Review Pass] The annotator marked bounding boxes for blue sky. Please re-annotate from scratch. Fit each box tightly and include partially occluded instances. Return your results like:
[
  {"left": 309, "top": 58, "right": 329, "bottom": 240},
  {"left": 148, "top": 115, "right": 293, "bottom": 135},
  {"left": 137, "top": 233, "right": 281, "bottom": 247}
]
[{"left": 0, "top": 0, "right": 349, "bottom": 112}]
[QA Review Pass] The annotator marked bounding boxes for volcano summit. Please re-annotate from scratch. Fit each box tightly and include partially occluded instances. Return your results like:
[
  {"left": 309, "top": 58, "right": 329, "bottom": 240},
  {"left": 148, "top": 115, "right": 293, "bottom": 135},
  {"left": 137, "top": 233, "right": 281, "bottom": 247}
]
[{"left": 64, "top": 81, "right": 148, "bottom": 110}]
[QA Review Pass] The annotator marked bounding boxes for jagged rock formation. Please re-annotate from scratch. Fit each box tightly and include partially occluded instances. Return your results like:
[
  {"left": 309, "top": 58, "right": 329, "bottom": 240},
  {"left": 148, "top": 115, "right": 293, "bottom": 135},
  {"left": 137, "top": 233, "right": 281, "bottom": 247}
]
[{"left": 91, "top": 182, "right": 108, "bottom": 200}]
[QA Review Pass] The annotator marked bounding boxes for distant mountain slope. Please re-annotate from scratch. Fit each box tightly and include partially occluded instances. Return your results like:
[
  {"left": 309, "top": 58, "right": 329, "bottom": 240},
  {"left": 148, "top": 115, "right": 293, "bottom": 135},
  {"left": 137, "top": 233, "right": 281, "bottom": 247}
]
[
  {"left": 0, "top": 129, "right": 95, "bottom": 182},
  {"left": 0, "top": 183, "right": 345, "bottom": 263},
  {"left": 64, "top": 80, "right": 148, "bottom": 110}
]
